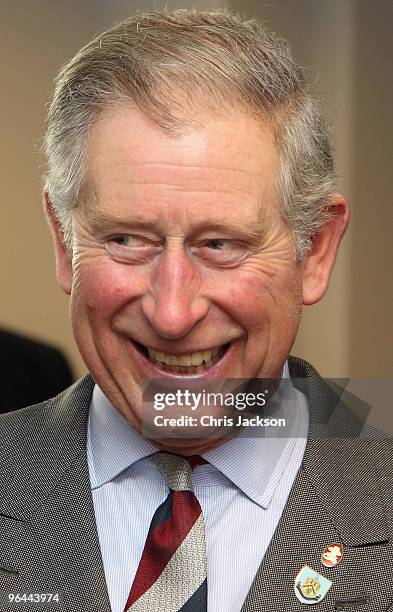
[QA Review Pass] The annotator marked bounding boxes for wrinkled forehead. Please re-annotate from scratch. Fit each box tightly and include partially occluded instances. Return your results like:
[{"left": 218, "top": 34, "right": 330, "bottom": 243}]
[{"left": 80, "top": 106, "right": 281, "bottom": 227}]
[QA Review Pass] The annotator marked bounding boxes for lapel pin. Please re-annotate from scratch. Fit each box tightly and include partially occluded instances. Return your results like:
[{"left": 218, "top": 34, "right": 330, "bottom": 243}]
[
  {"left": 294, "top": 565, "right": 332, "bottom": 605},
  {"left": 321, "top": 543, "right": 343, "bottom": 568}
]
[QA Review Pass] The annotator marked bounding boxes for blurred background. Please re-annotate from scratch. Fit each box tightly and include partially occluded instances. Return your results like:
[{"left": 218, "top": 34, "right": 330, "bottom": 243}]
[{"left": 0, "top": 1, "right": 391, "bottom": 413}]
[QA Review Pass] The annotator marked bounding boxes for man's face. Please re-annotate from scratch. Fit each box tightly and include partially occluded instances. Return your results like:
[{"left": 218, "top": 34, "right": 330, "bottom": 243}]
[{"left": 59, "top": 107, "right": 305, "bottom": 449}]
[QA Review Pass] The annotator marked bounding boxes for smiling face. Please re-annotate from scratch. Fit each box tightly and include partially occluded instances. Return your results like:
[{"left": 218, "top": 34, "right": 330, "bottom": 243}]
[{"left": 48, "top": 105, "right": 348, "bottom": 453}]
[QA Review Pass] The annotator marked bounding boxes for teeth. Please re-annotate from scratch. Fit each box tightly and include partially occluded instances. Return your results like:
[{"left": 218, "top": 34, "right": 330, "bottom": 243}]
[
  {"left": 178, "top": 355, "right": 192, "bottom": 366},
  {"left": 144, "top": 345, "right": 223, "bottom": 371},
  {"left": 148, "top": 347, "right": 219, "bottom": 366},
  {"left": 191, "top": 352, "right": 204, "bottom": 366},
  {"left": 147, "top": 347, "right": 155, "bottom": 360}
]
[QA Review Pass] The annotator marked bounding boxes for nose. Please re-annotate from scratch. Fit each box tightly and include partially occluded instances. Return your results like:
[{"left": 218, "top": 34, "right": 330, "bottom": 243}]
[{"left": 141, "top": 246, "right": 209, "bottom": 340}]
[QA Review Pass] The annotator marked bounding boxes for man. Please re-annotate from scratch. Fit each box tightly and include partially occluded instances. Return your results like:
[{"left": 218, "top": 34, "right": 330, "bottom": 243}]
[{"left": 1, "top": 9, "right": 391, "bottom": 612}]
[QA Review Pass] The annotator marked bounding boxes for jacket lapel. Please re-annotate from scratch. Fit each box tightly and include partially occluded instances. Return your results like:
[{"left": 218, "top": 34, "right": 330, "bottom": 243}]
[
  {"left": 0, "top": 375, "right": 112, "bottom": 612},
  {"left": 242, "top": 357, "right": 393, "bottom": 611}
]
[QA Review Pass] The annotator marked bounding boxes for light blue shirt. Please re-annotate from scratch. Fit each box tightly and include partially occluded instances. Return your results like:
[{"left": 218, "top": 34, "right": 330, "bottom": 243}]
[{"left": 87, "top": 364, "right": 309, "bottom": 612}]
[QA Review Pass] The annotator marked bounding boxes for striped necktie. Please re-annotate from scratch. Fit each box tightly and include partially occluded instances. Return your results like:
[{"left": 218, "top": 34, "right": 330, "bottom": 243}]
[{"left": 124, "top": 452, "right": 208, "bottom": 612}]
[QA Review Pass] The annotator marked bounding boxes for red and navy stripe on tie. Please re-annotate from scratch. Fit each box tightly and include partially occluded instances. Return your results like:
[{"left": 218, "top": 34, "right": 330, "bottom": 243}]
[{"left": 124, "top": 454, "right": 208, "bottom": 611}]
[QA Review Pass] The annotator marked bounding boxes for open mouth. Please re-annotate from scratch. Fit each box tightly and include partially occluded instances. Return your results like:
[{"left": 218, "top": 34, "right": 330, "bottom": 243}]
[{"left": 133, "top": 341, "right": 230, "bottom": 374}]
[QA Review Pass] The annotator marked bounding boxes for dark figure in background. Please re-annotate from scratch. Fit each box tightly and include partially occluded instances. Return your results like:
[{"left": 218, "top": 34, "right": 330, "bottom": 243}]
[{"left": 0, "top": 329, "right": 73, "bottom": 413}]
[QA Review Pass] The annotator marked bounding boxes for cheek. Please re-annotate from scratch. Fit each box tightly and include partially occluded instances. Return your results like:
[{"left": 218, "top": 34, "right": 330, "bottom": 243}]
[
  {"left": 222, "top": 267, "right": 302, "bottom": 329},
  {"left": 221, "top": 273, "right": 276, "bottom": 324},
  {"left": 227, "top": 279, "right": 266, "bottom": 326},
  {"left": 71, "top": 259, "right": 145, "bottom": 317}
]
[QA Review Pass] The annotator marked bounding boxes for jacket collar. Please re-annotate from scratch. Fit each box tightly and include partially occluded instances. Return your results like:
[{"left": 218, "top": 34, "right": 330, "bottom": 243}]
[
  {"left": 0, "top": 375, "right": 94, "bottom": 520},
  {"left": 241, "top": 357, "right": 391, "bottom": 611},
  {"left": 288, "top": 356, "right": 387, "bottom": 546}
]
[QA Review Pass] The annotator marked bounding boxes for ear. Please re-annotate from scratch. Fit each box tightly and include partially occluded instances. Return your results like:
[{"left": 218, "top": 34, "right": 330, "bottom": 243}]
[
  {"left": 44, "top": 192, "right": 73, "bottom": 295},
  {"left": 302, "top": 194, "right": 350, "bottom": 305}
]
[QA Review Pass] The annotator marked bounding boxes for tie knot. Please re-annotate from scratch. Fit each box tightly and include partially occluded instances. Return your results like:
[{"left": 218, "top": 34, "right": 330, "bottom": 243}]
[{"left": 150, "top": 452, "right": 206, "bottom": 491}]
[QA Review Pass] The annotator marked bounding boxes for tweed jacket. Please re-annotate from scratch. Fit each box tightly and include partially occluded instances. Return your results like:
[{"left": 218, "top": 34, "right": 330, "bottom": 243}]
[{"left": 0, "top": 357, "right": 392, "bottom": 611}]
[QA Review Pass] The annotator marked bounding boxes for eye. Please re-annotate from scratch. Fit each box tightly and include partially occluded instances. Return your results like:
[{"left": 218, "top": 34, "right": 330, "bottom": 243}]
[
  {"left": 111, "top": 235, "right": 148, "bottom": 247},
  {"left": 106, "top": 234, "right": 162, "bottom": 263},
  {"left": 206, "top": 239, "right": 226, "bottom": 250},
  {"left": 192, "top": 239, "right": 250, "bottom": 267}
]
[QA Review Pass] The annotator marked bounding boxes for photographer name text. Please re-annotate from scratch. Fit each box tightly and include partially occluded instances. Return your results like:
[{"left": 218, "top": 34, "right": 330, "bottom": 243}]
[{"left": 153, "top": 414, "right": 285, "bottom": 427}]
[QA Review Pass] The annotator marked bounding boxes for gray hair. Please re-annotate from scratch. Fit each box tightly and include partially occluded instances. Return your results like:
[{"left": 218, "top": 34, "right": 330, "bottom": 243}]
[{"left": 43, "top": 8, "right": 336, "bottom": 258}]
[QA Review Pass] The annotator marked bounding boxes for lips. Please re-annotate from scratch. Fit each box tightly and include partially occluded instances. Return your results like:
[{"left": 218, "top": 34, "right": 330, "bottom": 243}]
[{"left": 133, "top": 341, "right": 229, "bottom": 374}]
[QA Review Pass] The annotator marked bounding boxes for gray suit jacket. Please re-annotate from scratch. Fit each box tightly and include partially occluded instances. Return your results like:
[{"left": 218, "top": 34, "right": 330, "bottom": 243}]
[{"left": 0, "top": 357, "right": 392, "bottom": 611}]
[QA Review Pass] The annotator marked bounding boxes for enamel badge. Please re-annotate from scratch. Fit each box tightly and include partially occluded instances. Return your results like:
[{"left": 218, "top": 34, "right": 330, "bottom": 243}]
[
  {"left": 321, "top": 543, "right": 343, "bottom": 568},
  {"left": 294, "top": 565, "right": 332, "bottom": 605}
]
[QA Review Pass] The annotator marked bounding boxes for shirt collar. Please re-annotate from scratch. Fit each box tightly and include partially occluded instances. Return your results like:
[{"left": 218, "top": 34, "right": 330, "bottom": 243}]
[
  {"left": 202, "top": 362, "right": 308, "bottom": 507},
  {"left": 87, "top": 385, "right": 158, "bottom": 489},
  {"left": 87, "top": 360, "right": 308, "bottom": 508}
]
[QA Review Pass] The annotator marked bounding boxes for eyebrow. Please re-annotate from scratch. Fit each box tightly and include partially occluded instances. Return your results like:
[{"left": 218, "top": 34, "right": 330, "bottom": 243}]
[
  {"left": 85, "top": 206, "right": 266, "bottom": 244},
  {"left": 87, "top": 208, "right": 162, "bottom": 235},
  {"left": 188, "top": 220, "right": 266, "bottom": 243}
]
